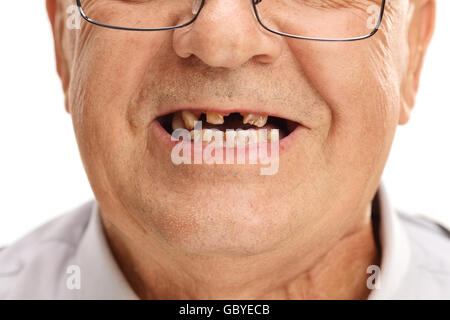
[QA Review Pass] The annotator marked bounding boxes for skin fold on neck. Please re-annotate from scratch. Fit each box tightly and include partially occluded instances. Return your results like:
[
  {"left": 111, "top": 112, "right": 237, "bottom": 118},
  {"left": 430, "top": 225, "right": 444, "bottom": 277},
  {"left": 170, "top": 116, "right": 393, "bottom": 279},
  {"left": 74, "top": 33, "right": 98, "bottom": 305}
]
[{"left": 101, "top": 203, "right": 379, "bottom": 300}]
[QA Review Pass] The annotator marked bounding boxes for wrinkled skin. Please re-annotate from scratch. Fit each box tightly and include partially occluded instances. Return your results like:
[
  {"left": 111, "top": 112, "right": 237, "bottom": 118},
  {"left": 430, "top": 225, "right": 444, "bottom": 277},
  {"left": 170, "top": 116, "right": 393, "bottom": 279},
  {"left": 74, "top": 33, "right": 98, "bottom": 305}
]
[{"left": 47, "top": 0, "right": 435, "bottom": 299}]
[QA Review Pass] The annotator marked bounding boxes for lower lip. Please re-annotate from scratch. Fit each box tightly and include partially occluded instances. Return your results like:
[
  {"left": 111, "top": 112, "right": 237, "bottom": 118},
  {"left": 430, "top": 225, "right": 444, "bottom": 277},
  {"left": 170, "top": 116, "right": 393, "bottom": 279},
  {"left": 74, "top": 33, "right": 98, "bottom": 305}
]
[{"left": 150, "top": 119, "right": 306, "bottom": 156}]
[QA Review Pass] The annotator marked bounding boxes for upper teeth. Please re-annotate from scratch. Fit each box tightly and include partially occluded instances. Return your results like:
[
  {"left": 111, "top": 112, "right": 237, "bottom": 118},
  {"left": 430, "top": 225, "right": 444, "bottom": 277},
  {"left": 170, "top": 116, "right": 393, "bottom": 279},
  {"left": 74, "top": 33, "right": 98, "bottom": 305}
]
[
  {"left": 241, "top": 113, "right": 268, "bottom": 128},
  {"left": 206, "top": 112, "right": 224, "bottom": 125},
  {"left": 181, "top": 111, "right": 200, "bottom": 130},
  {"left": 172, "top": 111, "right": 185, "bottom": 130},
  {"left": 170, "top": 111, "right": 277, "bottom": 144},
  {"left": 173, "top": 110, "right": 268, "bottom": 131}
]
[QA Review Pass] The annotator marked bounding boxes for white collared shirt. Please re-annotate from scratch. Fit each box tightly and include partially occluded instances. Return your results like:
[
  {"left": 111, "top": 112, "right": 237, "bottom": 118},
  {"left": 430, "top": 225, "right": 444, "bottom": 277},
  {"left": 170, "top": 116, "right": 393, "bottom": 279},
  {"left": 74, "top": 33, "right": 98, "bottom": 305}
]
[{"left": 1, "top": 184, "right": 449, "bottom": 299}]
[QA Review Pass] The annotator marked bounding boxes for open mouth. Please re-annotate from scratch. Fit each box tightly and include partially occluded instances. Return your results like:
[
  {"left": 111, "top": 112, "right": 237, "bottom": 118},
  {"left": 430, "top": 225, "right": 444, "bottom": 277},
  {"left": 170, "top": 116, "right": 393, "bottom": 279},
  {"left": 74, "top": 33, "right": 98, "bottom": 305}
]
[{"left": 156, "top": 110, "right": 300, "bottom": 144}]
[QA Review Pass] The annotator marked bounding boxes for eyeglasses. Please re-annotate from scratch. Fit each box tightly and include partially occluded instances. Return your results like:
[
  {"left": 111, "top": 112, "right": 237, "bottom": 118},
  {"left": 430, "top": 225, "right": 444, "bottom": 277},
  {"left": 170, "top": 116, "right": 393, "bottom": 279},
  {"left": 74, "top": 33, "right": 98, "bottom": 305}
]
[{"left": 76, "top": 0, "right": 386, "bottom": 42}]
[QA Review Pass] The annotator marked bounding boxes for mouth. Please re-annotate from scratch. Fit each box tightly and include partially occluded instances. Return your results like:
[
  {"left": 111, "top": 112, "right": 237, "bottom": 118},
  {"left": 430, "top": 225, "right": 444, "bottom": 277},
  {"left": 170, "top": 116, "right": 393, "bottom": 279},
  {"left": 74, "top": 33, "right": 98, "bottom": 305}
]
[{"left": 156, "top": 109, "right": 300, "bottom": 144}]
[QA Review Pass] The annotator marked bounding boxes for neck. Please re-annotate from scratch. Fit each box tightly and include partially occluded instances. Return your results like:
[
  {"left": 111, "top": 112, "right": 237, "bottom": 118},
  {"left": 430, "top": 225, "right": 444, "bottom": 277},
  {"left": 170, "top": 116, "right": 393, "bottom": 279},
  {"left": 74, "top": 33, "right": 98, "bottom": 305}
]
[{"left": 101, "top": 205, "right": 379, "bottom": 299}]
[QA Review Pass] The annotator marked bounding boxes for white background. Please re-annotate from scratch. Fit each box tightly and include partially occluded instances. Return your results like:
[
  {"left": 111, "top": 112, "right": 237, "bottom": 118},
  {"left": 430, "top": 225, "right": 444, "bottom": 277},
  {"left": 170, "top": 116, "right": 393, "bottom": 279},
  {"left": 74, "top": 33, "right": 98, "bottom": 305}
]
[{"left": 0, "top": 1, "right": 449, "bottom": 246}]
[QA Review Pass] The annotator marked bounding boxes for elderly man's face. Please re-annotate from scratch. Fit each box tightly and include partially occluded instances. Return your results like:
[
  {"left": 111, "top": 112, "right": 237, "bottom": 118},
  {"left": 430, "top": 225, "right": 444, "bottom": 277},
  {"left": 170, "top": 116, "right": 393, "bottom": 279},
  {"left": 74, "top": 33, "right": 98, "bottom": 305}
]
[{"left": 50, "top": 0, "right": 432, "bottom": 255}]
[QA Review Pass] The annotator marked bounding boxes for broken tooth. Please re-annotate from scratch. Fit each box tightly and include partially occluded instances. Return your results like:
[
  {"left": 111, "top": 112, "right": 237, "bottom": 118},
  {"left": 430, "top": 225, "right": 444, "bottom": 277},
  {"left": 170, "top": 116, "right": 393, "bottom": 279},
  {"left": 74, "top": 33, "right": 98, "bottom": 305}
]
[
  {"left": 206, "top": 111, "right": 224, "bottom": 125},
  {"left": 172, "top": 111, "right": 185, "bottom": 130},
  {"left": 181, "top": 111, "right": 200, "bottom": 130},
  {"left": 241, "top": 113, "right": 268, "bottom": 128},
  {"left": 241, "top": 113, "right": 256, "bottom": 125},
  {"left": 254, "top": 115, "right": 268, "bottom": 128}
]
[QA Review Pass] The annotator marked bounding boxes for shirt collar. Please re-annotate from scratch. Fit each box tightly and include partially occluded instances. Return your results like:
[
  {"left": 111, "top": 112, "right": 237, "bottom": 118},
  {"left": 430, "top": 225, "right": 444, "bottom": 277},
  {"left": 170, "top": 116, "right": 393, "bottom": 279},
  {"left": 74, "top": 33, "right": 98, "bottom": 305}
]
[
  {"left": 368, "top": 182, "right": 411, "bottom": 299},
  {"left": 67, "top": 183, "right": 410, "bottom": 300},
  {"left": 66, "top": 201, "right": 138, "bottom": 299}
]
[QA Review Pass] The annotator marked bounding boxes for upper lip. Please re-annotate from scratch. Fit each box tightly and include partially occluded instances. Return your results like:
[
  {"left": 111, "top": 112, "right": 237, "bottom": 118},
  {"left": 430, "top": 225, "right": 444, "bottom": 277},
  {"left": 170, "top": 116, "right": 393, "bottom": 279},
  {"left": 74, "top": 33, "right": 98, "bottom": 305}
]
[{"left": 153, "top": 102, "right": 305, "bottom": 127}]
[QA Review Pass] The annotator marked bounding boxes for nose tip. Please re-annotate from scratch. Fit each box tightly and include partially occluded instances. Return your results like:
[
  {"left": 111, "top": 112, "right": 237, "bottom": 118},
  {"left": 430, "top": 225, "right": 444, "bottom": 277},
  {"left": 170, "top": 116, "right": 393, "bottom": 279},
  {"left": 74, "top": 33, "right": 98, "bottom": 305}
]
[{"left": 173, "top": 0, "right": 282, "bottom": 69}]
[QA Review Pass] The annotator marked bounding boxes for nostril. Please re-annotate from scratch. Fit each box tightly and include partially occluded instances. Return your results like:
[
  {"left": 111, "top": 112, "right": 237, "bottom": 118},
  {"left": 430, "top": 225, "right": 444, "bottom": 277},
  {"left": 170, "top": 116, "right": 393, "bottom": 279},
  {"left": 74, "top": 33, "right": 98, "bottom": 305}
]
[{"left": 172, "top": 0, "right": 283, "bottom": 68}]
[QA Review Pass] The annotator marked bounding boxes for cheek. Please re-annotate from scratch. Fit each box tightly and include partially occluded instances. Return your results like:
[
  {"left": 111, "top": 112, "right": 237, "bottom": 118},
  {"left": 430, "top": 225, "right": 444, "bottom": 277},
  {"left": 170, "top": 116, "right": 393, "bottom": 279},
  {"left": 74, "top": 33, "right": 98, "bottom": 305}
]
[
  {"left": 70, "top": 26, "right": 167, "bottom": 118},
  {"left": 68, "top": 26, "right": 170, "bottom": 194},
  {"left": 288, "top": 36, "right": 401, "bottom": 177}
]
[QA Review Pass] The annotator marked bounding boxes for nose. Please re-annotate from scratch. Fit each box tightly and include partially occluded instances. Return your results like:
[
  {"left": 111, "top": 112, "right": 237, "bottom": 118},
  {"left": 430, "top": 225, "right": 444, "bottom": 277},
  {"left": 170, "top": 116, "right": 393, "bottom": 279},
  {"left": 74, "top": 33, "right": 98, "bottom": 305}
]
[{"left": 173, "top": 0, "right": 282, "bottom": 68}]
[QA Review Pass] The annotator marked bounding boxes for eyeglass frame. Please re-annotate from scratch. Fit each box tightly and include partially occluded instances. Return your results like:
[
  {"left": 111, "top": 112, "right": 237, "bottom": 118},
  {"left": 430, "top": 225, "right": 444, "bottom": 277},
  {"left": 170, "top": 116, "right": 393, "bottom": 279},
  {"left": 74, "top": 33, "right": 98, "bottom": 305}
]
[{"left": 75, "top": 0, "right": 387, "bottom": 42}]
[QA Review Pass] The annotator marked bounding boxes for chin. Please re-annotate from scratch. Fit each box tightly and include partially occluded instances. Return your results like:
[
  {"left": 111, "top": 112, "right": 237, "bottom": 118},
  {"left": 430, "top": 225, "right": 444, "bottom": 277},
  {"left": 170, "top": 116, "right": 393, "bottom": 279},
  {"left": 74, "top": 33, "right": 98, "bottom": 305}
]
[{"left": 143, "top": 192, "right": 297, "bottom": 256}]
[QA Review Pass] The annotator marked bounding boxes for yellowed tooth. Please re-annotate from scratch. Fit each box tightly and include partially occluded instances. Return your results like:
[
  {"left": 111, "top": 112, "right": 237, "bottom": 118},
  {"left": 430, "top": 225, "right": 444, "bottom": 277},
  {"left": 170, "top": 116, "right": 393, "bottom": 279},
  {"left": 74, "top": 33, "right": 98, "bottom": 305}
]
[
  {"left": 181, "top": 111, "right": 200, "bottom": 130},
  {"left": 241, "top": 113, "right": 268, "bottom": 128},
  {"left": 172, "top": 111, "right": 185, "bottom": 130},
  {"left": 268, "top": 129, "right": 279, "bottom": 142},
  {"left": 255, "top": 115, "right": 268, "bottom": 128},
  {"left": 241, "top": 113, "right": 256, "bottom": 125},
  {"left": 206, "top": 112, "right": 224, "bottom": 125}
]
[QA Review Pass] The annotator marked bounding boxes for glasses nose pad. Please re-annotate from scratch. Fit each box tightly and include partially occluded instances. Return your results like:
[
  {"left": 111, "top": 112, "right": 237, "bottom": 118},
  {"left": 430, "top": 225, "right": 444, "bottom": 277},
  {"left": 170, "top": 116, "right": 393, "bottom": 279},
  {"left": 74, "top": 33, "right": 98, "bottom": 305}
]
[{"left": 192, "top": 0, "right": 202, "bottom": 15}]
